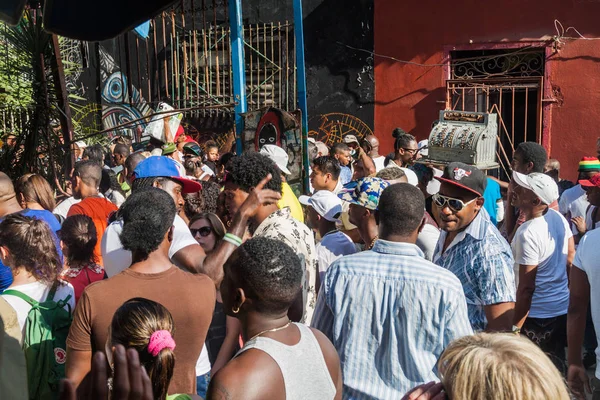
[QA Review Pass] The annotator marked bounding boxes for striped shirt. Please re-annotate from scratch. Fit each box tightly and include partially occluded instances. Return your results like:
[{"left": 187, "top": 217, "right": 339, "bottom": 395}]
[
  {"left": 433, "top": 209, "right": 516, "bottom": 331},
  {"left": 312, "top": 240, "right": 473, "bottom": 399}
]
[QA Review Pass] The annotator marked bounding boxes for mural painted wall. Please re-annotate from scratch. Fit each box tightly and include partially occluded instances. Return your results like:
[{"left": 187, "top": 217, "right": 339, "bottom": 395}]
[{"left": 66, "top": 0, "right": 375, "bottom": 146}]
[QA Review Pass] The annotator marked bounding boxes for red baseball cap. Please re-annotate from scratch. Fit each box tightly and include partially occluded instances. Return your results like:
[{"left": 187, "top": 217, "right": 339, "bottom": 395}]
[{"left": 579, "top": 174, "right": 600, "bottom": 188}]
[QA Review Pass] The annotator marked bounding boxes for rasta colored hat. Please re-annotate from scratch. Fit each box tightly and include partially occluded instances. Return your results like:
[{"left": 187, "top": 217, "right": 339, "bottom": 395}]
[
  {"left": 578, "top": 157, "right": 600, "bottom": 172},
  {"left": 338, "top": 177, "right": 390, "bottom": 210},
  {"left": 435, "top": 162, "right": 487, "bottom": 197}
]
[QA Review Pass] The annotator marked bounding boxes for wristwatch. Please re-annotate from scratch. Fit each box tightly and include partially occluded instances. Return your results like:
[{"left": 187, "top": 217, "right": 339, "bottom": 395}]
[{"left": 511, "top": 325, "right": 521, "bottom": 335}]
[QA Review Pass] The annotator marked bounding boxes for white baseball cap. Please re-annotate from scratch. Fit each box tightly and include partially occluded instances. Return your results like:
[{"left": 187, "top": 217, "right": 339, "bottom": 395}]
[
  {"left": 260, "top": 144, "right": 291, "bottom": 175},
  {"left": 298, "top": 190, "right": 343, "bottom": 222},
  {"left": 513, "top": 171, "right": 559, "bottom": 205},
  {"left": 343, "top": 135, "right": 360, "bottom": 146}
]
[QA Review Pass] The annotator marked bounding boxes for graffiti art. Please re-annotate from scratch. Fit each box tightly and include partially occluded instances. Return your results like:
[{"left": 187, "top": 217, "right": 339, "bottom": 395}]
[
  {"left": 101, "top": 71, "right": 152, "bottom": 139},
  {"left": 308, "top": 113, "right": 373, "bottom": 147}
]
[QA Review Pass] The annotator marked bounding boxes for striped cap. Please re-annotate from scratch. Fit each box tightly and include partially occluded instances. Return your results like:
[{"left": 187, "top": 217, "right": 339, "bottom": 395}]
[{"left": 578, "top": 157, "right": 600, "bottom": 171}]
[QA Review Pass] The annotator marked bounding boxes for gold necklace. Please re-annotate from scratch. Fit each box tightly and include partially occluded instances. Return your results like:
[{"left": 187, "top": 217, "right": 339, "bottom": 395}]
[
  {"left": 247, "top": 320, "right": 292, "bottom": 342},
  {"left": 367, "top": 235, "right": 379, "bottom": 250}
]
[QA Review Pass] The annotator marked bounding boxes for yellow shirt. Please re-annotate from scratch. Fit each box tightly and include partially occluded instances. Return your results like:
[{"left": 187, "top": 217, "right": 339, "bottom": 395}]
[{"left": 278, "top": 182, "right": 305, "bottom": 223}]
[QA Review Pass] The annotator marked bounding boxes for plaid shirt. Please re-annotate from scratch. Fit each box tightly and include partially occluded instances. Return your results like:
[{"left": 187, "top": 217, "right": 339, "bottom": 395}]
[
  {"left": 433, "top": 209, "right": 516, "bottom": 331},
  {"left": 313, "top": 240, "right": 473, "bottom": 399}
]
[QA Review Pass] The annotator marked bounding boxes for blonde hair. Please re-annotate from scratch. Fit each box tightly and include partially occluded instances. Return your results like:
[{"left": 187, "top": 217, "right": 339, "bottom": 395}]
[{"left": 438, "top": 333, "right": 570, "bottom": 400}]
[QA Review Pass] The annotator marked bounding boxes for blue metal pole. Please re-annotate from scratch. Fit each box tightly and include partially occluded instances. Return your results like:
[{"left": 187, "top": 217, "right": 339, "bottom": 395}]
[
  {"left": 229, "top": 0, "right": 247, "bottom": 155},
  {"left": 293, "top": 0, "right": 310, "bottom": 194}
]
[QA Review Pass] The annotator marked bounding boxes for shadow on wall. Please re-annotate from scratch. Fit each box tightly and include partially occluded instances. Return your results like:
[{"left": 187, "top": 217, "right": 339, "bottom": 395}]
[
  {"left": 411, "top": 87, "right": 447, "bottom": 141},
  {"left": 303, "top": 0, "right": 374, "bottom": 130}
]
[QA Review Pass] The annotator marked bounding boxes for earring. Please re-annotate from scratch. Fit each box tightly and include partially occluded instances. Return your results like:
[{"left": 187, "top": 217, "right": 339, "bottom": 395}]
[{"left": 232, "top": 305, "right": 240, "bottom": 314}]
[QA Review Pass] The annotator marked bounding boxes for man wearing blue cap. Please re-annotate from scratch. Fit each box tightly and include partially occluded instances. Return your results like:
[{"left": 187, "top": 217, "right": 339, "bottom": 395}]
[{"left": 102, "top": 156, "right": 281, "bottom": 282}]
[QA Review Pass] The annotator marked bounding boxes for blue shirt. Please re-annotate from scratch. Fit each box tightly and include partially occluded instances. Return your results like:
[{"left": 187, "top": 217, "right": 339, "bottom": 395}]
[
  {"left": 433, "top": 209, "right": 516, "bottom": 331},
  {"left": 483, "top": 178, "right": 502, "bottom": 225},
  {"left": 312, "top": 240, "right": 473, "bottom": 399},
  {"left": 340, "top": 166, "right": 352, "bottom": 185},
  {"left": 0, "top": 209, "right": 62, "bottom": 292}
]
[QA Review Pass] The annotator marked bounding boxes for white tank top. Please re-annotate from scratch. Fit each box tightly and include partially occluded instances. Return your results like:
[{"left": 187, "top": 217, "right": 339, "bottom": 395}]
[{"left": 236, "top": 323, "right": 336, "bottom": 400}]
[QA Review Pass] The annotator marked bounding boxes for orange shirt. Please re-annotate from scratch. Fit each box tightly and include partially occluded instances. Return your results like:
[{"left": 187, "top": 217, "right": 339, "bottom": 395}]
[{"left": 67, "top": 197, "right": 118, "bottom": 266}]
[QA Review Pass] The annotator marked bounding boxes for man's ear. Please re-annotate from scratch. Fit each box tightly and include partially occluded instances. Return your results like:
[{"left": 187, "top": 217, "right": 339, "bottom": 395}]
[
  {"left": 418, "top": 216, "right": 426, "bottom": 233},
  {"left": 234, "top": 287, "right": 247, "bottom": 311},
  {"left": 152, "top": 179, "right": 162, "bottom": 189},
  {"left": 475, "top": 197, "right": 485, "bottom": 210},
  {"left": 0, "top": 246, "right": 10, "bottom": 263},
  {"left": 167, "top": 226, "right": 174, "bottom": 243}
]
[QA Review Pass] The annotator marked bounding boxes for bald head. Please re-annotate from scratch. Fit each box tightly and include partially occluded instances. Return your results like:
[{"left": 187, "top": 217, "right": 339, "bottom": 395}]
[
  {"left": 0, "top": 172, "right": 16, "bottom": 203},
  {"left": 362, "top": 134, "right": 381, "bottom": 157},
  {"left": 365, "top": 135, "right": 379, "bottom": 147}
]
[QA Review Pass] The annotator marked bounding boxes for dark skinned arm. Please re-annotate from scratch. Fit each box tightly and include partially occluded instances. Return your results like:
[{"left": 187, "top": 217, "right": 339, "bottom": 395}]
[
  {"left": 177, "top": 174, "right": 282, "bottom": 287},
  {"left": 504, "top": 179, "right": 517, "bottom": 239},
  {"left": 358, "top": 148, "right": 376, "bottom": 176},
  {"left": 567, "top": 266, "right": 592, "bottom": 400},
  {"left": 65, "top": 348, "right": 93, "bottom": 390},
  {"left": 513, "top": 264, "right": 537, "bottom": 328},
  {"left": 567, "top": 236, "right": 575, "bottom": 280},
  {"left": 484, "top": 302, "right": 515, "bottom": 332}
]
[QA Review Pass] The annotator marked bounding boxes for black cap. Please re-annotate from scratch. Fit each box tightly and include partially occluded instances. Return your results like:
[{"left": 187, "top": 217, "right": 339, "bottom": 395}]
[
  {"left": 183, "top": 142, "right": 204, "bottom": 157},
  {"left": 435, "top": 162, "right": 487, "bottom": 197}
]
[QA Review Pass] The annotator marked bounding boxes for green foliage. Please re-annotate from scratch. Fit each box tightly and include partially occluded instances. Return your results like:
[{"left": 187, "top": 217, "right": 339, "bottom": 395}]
[{"left": 0, "top": 10, "right": 67, "bottom": 187}]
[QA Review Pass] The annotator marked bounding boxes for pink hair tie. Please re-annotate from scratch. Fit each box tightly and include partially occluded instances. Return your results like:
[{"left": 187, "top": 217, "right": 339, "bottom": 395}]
[{"left": 148, "top": 330, "right": 176, "bottom": 357}]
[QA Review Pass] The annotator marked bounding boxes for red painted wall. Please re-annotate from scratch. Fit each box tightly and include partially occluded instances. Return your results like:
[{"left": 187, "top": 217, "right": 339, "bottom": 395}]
[{"left": 374, "top": 0, "right": 600, "bottom": 181}]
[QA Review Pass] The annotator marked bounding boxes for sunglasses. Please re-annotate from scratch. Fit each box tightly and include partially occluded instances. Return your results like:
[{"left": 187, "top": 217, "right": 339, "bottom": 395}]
[
  {"left": 190, "top": 226, "right": 213, "bottom": 237},
  {"left": 432, "top": 193, "right": 477, "bottom": 212}
]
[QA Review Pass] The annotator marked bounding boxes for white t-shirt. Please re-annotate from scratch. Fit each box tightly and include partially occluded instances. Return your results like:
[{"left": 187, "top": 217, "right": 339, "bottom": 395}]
[
  {"left": 201, "top": 164, "right": 215, "bottom": 177},
  {"left": 574, "top": 228, "right": 600, "bottom": 379},
  {"left": 2, "top": 281, "right": 75, "bottom": 333},
  {"left": 417, "top": 223, "right": 441, "bottom": 261},
  {"left": 102, "top": 214, "right": 198, "bottom": 277},
  {"left": 559, "top": 184, "right": 588, "bottom": 236},
  {"left": 373, "top": 156, "right": 386, "bottom": 172},
  {"left": 195, "top": 344, "right": 211, "bottom": 376},
  {"left": 53, "top": 197, "right": 81, "bottom": 219},
  {"left": 585, "top": 205, "right": 600, "bottom": 232},
  {"left": 316, "top": 231, "right": 357, "bottom": 284},
  {"left": 511, "top": 209, "right": 571, "bottom": 318}
]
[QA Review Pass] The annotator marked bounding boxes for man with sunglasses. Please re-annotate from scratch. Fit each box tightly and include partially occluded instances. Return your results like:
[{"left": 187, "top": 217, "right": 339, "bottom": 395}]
[
  {"left": 387, "top": 129, "right": 420, "bottom": 169},
  {"left": 432, "top": 162, "right": 516, "bottom": 332}
]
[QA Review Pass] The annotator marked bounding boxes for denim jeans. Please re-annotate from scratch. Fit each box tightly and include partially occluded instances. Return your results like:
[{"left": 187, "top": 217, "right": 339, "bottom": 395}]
[{"left": 196, "top": 371, "right": 211, "bottom": 399}]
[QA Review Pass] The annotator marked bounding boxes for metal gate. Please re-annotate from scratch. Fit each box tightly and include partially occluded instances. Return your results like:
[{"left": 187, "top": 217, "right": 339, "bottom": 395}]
[{"left": 446, "top": 76, "right": 543, "bottom": 177}]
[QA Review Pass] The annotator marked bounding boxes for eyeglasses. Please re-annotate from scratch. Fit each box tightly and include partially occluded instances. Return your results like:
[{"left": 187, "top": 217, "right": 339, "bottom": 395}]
[
  {"left": 190, "top": 226, "right": 213, "bottom": 237},
  {"left": 402, "top": 148, "right": 419, "bottom": 155},
  {"left": 432, "top": 193, "right": 477, "bottom": 212}
]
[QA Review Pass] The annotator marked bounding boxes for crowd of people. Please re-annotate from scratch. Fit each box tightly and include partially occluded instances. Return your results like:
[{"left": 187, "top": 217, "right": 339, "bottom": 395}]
[{"left": 0, "top": 127, "right": 599, "bottom": 400}]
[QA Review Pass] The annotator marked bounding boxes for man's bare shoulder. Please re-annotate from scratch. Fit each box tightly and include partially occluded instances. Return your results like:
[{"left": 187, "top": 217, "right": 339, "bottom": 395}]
[{"left": 207, "top": 349, "right": 284, "bottom": 400}]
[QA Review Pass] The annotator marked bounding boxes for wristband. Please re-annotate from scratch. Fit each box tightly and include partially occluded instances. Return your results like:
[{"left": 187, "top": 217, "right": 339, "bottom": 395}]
[{"left": 223, "top": 233, "right": 243, "bottom": 247}]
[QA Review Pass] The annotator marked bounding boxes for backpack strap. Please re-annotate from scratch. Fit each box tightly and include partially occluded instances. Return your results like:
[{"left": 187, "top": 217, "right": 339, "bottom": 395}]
[
  {"left": 47, "top": 282, "right": 58, "bottom": 302},
  {"left": 2, "top": 289, "right": 38, "bottom": 307}
]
